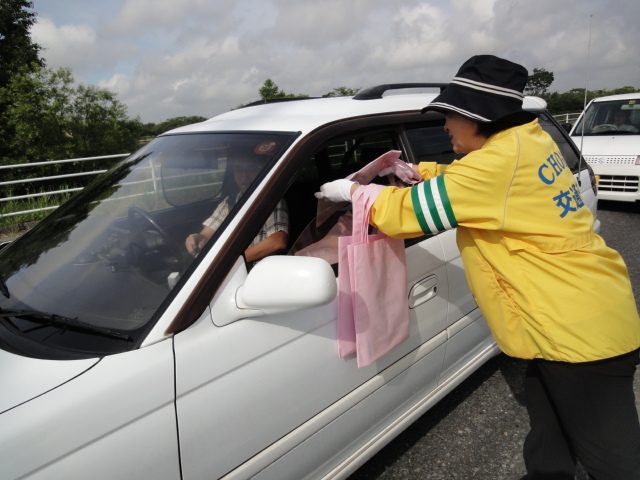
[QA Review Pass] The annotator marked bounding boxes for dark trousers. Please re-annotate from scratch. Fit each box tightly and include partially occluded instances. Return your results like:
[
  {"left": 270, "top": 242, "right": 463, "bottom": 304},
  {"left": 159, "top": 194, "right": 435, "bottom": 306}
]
[{"left": 522, "top": 349, "right": 640, "bottom": 480}]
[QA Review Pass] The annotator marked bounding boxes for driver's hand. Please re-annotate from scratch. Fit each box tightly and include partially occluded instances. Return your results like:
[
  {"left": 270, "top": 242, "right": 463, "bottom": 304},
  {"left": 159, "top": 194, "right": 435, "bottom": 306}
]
[{"left": 185, "top": 233, "right": 207, "bottom": 257}]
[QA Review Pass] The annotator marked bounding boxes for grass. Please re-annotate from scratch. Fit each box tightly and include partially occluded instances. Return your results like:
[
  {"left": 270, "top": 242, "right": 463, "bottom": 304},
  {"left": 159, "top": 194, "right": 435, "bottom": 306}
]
[{"left": 0, "top": 189, "right": 75, "bottom": 235}]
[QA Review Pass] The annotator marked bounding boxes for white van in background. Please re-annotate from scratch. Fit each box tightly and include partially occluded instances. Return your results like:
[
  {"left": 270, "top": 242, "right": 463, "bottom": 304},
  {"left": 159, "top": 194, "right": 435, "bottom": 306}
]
[{"left": 570, "top": 93, "right": 640, "bottom": 202}]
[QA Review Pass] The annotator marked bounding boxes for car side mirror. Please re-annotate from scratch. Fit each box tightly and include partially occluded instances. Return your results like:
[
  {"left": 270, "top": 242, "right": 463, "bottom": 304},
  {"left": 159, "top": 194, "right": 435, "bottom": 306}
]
[
  {"left": 213, "top": 256, "right": 337, "bottom": 326},
  {"left": 560, "top": 122, "right": 573, "bottom": 133},
  {"left": 237, "top": 256, "right": 337, "bottom": 313}
]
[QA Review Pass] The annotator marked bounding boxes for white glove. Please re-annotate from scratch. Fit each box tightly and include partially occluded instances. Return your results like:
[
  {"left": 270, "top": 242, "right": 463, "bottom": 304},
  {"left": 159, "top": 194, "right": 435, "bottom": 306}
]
[{"left": 314, "top": 179, "right": 356, "bottom": 202}]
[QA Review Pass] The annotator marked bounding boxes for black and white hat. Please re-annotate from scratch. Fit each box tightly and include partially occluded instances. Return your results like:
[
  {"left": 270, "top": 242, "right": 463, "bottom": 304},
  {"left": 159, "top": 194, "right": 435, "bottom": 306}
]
[{"left": 422, "top": 55, "right": 528, "bottom": 122}]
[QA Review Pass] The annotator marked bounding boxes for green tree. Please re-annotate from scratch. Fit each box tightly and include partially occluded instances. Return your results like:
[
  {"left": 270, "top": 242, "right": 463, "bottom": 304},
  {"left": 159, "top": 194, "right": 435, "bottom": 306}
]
[
  {"left": 0, "top": 0, "right": 43, "bottom": 89},
  {"left": 0, "top": 65, "right": 142, "bottom": 201},
  {"left": 1, "top": 66, "right": 141, "bottom": 163},
  {"left": 542, "top": 86, "right": 640, "bottom": 115},
  {"left": 142, "top": 116, "right": 208, "bottom": 137},
  {"left": 525, "top": 68, "right": 554, "bottom": 96},
  {"left": 542, "top": 88, "right": 587, "bottom": 114},
  {"left": 591, "top": 86, "right": 639, "bottom": 96},
  {"left": 69, "top": 83, "right": 142, "bottom": 158},
  {"left": 259, "top": 79, "right": 285, "bottom": 99},
  {"left": 1, "top": 66, "right": 75, "bottom": 164},
  {"left": 0, "top": 0, "right": 45, "bottom": 160},
  {"left": 258, "top": 79, "right": 308, "bottom": 100},
  {"left": 241, "top": 80, "right": 359, "bottom": 107},
  {"left": 323, "top": 86, "right": 361, "bottom": 97}
]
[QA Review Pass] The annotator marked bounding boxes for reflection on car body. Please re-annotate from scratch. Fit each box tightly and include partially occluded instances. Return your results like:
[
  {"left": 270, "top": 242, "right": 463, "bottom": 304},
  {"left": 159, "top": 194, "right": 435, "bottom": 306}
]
[{"left": 0, "top": 87, "right": 599, "bottom": 479}]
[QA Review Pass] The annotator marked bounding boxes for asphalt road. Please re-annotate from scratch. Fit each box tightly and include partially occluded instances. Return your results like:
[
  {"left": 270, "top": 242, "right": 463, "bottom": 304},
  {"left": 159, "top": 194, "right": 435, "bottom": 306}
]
[{"left": 349, "top": 200, "right": 640, "bottom": 480}]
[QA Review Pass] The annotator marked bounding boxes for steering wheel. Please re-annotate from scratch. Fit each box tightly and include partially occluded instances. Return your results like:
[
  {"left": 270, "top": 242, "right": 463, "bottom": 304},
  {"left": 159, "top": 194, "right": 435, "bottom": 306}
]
[
  {"left": 127, "top": 207, "right": 188, "bottom": 271},
  {"left": 591, "top": 124, "right": 617, "bottom": 133}
]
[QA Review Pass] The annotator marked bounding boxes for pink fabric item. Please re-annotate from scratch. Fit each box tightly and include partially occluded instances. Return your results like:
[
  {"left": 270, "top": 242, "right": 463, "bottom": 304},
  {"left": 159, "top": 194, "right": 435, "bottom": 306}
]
[
  {"left": 297, "top": 150, "right": 420, "bottom": 266},
  {"left": 337, "top": 185, "right": 410, "bottom": 367},
  {"left": 336, "top": 187, "right": 383, "bottom": 358},
  {"left": 336, "top": 233, "right": 358, "bottom": 357},
  {"left": 317, "top": 150, "right": 421, "bottom": 226},
  {"left": 349, "top": 150, "right": 422, "bottom": 187},
  {"left": 294, "top": 212, "right": 351, "bottom": 265}
]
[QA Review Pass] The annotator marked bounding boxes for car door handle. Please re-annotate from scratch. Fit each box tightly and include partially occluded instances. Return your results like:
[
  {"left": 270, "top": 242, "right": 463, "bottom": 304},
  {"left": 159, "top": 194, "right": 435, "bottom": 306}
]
[{"left": 408, "top": 275, "right": 438, "bottom": 309}]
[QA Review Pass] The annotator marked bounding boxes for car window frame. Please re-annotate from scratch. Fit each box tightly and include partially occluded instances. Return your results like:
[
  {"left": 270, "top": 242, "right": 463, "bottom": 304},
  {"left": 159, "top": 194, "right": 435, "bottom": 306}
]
[{"left": 165, "top": 111, "right": 432, "bottom": 334}]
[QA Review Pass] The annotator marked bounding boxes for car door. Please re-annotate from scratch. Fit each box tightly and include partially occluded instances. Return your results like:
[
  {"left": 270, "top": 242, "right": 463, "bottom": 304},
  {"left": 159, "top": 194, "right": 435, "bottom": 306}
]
[
  {"left": 403, "top": 122, "right": 495, "bottom": 382},
  {"left": 172, "top": 129, "right": 452, "bottom": 479}
]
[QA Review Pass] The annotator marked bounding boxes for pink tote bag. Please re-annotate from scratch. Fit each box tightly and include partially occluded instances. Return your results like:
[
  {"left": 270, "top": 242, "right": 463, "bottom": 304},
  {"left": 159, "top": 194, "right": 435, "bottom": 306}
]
[
  {"left": 337, "top": 185, "right": 410, "bottom": 367},
  {"left": 336, "top": 233, "right": 358, "bottom": 357},
  {"left": 337, "top": 187, "right": 383, "bottom": 357}
]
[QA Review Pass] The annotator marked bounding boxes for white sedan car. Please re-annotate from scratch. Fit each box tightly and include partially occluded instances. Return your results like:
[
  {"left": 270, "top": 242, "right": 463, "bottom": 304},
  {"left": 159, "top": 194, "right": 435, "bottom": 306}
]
[
  {"left": 0, "top": 86, "right": 598, "bottom": 479},
  {"left": 569, "top": 92, "right": 640, "bottom": 202}
]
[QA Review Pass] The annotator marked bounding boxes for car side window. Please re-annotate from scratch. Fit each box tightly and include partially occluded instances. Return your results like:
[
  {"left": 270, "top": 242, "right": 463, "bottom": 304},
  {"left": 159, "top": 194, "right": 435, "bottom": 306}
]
[
  {"left": 405, "top": 122, "right": 464, "bottom": 165},
  {"left": 285, "top": 130, "right": 399, "bottom": 275},
  {"left": 403, "top": 122, "right": 467, "bottom": 247},
  {"left": 537, "top": 112, "right": 581, "bottom": 172}
]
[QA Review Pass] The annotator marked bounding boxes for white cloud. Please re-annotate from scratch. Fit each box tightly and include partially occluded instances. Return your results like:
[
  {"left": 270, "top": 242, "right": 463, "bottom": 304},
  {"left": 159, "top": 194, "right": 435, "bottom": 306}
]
[
  {"left": 108, "top": 0, "right": 232, "bottom": 35},
  {"left": 386, "top": 3, "right": 455, "bottom": 68},
  {"left": 99, "top": 73, "right": 132, "bottom": 96},
  {"left": 270, "top": 0, "right": 382, "bottom": 48},
  {"left": 31, "top": 17, "right": 97, "bottom": 67},
  {"left": 32, "top": 0, "right": 640, "bottom": 122},
  {"left": 452, "top": 0, "right": 497, "bottom": 22}
]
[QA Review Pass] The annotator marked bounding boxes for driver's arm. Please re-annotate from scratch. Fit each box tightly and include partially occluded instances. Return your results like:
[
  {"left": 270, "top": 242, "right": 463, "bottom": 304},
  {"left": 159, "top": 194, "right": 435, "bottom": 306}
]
[
  {"left": 185, "top": 198, "right": 228, "bottom": 256},
  {"left": 185, "top": 227, "right": 214, "bottom": 256},
  {"left": 244, "top": 231, "right": 289, "bottom": 263},
  {"left": 187, "top": 228, "right": 288, "bottom": 261},
  {"left": 245, "top": 199, "right": 289, "bottom": 263},
  {"left": 186, "top": 199, "right": 289, "bottom": 260}
]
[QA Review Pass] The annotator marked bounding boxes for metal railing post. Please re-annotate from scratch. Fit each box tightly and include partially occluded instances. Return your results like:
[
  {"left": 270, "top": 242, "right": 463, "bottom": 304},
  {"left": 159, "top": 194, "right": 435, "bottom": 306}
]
[{"left": 0, "top": 154, "right": 129, "bottom": 218}]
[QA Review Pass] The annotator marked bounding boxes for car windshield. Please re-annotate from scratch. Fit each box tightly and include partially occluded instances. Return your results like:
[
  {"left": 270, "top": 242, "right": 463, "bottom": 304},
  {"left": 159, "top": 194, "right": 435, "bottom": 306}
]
[
  {"left": 573, "top": 99, "right": 640, "bottom": 135},
  {"left": 0, "top": 132, "right": 295, "bottom": 358}
]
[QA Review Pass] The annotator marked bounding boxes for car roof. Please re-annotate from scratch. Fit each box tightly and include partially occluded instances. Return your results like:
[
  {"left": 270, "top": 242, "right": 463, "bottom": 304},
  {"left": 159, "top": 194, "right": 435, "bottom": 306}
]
[
  {"left": 589, "top": 92, "right": 640, "bottom": 103},
  {"left": 164, "top": 88, "right": 548, "bottom": 136}
]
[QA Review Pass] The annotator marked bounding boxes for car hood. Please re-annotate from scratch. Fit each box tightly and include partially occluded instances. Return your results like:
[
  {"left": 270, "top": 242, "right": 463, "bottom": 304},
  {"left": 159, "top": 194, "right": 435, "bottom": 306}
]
[
  {"left": 570, "top": 134, "right": 639, "bottom": 156},
  {"left": 0, "top": 349, "right": 99, "bottom": 412}
]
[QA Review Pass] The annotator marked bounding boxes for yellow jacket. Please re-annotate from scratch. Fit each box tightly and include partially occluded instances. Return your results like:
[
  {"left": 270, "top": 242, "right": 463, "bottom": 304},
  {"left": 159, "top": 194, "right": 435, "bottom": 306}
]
[{"left": 370, "top": 119, "right": 640, "bottom": 362}]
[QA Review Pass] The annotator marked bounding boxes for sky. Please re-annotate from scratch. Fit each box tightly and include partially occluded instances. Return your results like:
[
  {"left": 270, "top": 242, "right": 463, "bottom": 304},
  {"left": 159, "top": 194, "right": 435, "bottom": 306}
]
[{"left": 31, "top": 0, "right": 640, "bottom": 124}]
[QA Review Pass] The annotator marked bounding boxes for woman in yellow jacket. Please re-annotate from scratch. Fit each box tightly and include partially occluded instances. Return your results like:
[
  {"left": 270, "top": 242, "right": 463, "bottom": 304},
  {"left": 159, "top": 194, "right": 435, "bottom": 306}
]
[{"left": 317, "top": 55, "right": 640, "bottom": 479}]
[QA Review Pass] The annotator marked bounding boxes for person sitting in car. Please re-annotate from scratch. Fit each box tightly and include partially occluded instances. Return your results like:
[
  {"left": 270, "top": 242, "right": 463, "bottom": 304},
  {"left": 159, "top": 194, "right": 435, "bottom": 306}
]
[
  {"left": 185, "top": 145, "right": 289, "bottom": 263},
  {"left": 593, "top": 109, "right": 638, "bottom": 132}
]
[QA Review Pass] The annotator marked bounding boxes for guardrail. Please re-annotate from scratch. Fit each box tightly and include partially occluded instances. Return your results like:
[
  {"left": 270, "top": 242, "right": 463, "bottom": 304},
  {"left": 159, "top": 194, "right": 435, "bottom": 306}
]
[
  {"left": 552, "top": 112, "right": 582, "bottom": 125},
  {"left": 0, "top": 154, "right": 129, "bottom": 218}
]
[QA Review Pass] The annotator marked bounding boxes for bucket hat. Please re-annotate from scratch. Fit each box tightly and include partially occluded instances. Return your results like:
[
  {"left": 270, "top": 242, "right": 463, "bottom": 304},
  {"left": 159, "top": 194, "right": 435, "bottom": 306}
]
[{"left": 422, "top": 55, "right": 528, "bottom": 122}]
